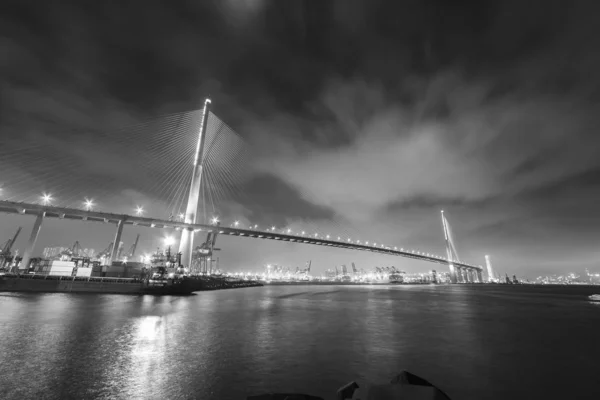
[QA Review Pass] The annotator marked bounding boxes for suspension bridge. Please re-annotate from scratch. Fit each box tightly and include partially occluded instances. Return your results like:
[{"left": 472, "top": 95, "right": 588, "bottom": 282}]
[{"left": 0, "top": 98, "right": 484, "bottom": 283}]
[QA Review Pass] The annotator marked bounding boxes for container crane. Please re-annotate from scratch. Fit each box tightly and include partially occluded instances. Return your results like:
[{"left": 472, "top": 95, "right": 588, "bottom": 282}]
[
  {"left": 0, "top": 227, "right": 21, "bottom": 269},
  {"left": 71, "top": 241, "right": 85, "bottom": 257},
  {"left": 126, "top": 234, "right": 140, "bottom": 258},
  {"left": 96, "top": 242, "right": 113, "bottom": 260}
]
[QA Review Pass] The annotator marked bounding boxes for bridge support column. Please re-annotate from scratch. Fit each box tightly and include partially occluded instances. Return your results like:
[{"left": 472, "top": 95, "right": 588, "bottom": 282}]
[
  {"left": 19, "top": 212, "right": 45, "bottom": 273},
  {"left": 476, "top": 270, "right": 483, "bottom": 283},
  {"left": 110, "top": 219, "right": 125, "bottom": 262},
  {"left": 449, "top": 264, "right": 458, "bottom": 283},
  {"left": 463, "top": 269, "right": 470, "bottom": 283},
  {"left": 179, "top": 98, "right": 211, "bottom": 268}
]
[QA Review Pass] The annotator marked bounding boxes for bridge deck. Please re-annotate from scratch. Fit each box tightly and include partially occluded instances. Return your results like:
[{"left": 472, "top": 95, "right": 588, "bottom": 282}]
[{"left": 0, "top": 200, "right": 481, "bottom": 271}]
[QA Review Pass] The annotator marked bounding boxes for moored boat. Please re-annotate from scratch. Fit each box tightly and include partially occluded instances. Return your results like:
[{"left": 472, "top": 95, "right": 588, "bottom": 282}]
[{"left": 0, "top": 273, "right": 196, "bottom": 295}]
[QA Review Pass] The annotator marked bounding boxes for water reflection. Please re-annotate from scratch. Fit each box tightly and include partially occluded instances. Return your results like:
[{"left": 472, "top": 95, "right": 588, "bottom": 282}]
[{"left": 2, "top": 286, "right": 600, "bottom": 400}]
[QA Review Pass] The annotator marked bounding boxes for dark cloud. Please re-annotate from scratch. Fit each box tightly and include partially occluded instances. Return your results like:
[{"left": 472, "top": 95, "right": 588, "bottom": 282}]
[{"left": 1, "top": 0, "right": 600, "bottom": 276}]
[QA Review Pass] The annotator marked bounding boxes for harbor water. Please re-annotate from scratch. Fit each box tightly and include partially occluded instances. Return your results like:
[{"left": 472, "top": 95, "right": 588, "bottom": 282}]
[{"left": 1, "top": 284, "right": 599, "bottom": 399}]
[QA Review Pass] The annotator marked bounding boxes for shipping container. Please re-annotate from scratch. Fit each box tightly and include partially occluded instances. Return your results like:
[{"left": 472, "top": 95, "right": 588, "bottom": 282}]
[{"left": 76, "top": 268, "right": 92, "bottom": 277}]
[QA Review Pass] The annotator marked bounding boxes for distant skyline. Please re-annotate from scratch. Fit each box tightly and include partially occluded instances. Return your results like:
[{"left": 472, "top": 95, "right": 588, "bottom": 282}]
[{"left": 2, "top": 0, "right": 600, "bottom": 276}]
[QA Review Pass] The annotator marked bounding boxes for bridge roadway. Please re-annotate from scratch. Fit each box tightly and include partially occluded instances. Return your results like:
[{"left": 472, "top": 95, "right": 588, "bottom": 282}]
[{"left": 0, "top": 200, "right": 482, "bottom": 272}]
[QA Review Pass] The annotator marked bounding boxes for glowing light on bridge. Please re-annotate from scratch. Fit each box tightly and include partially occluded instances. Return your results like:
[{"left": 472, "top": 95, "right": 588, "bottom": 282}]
[
  {"left": 271, "top": 226, "right": 276, "bottom": 231},
  {"left": 287, "top": 229, "right": 291, "bottom": 234},
  {"left": 164, "top": 236, "right": 175, "bottom": 246},
  {"left": 179, "top": 213, "right": 184, "bottom": 220},
  {"left": 326, "top": 235, "right": 330, "bottom": 239},
  {"left": 84, "top": 198, "right": 94, "bottom": 211},
  {"left": 211, "top": 216, "right": 219, "bottom": 225},
  {"left": 135, "top": 206, "right": 144, "bottom": 216},
  {"left": 41, "top": 193, "right": 53, "bottom": 205}
]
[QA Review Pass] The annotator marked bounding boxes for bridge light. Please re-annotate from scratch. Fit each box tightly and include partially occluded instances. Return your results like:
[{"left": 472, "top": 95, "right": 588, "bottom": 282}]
[
  {"left": 84, "top": 198, "right": 94, "bottom": 211},
  {"left": 366, "top": 241, "right": 369, "bottom": 245},
  {"left": 211, "top": 216, "right": 219, "bottom": 225},
  {"left": 314, "top": 233, "right": 318, "bottom": 237},
  {"left": 272, "top": 226, "right": 276, "bottom": 231},
  {"left": 254, "top": 224, "right": 258, "bottom": 229},
  {"left": 164, "top": 236, "right": 175, "bottom": 246},
  {"left": 374, "top": 243, "right": 377, "bottom": 246},
  {"left": 135, "top": 206, "right": 144, "bottom": 216},
  {"left": 41, "top": 193, "right": 53, "bottom": 205},
  {"left": 287, "top": 229, "right": 291, "bottom": 234},
  {"left": 394, "top": 247, "right": 397, "bottom": 250},
  {"left": 326, "top": 235, "right": 330, "bottom": 239},
  {"left": 301, "top": 231, "right": 305, "bottom": 235},
  {"left": 347, "top": 238, "right": 351, "bottom": 242}
]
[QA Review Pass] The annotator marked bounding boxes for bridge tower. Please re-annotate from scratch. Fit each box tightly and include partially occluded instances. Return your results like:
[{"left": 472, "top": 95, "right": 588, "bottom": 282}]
[
  {"left": 485, "top": 255, "right": 495, "bottom": 283},
  {"left": 179, "top": 98, "right": 212, "bottom": 268},
  {"left": 441, "top": 210, "right": 460, "bottom": 283}
]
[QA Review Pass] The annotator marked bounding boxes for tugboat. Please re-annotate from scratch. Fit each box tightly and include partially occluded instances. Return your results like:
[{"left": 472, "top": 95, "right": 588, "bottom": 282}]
[{"left": 247, "top": 371, "right": 452, "bottom": 399}]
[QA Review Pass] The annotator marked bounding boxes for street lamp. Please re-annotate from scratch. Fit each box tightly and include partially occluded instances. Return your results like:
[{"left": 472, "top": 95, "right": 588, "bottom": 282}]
[
  {"left": 84, "top": 198, "right": 94, "bottom": 211},
  {"left": 41, "top": 193, "right": 52, "bottom": 205}
]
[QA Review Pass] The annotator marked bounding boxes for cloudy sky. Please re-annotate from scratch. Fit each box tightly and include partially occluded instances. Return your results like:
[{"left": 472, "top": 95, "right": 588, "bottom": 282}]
[{"left": 1, "top": 0, "right": 600, "bottom": 277}]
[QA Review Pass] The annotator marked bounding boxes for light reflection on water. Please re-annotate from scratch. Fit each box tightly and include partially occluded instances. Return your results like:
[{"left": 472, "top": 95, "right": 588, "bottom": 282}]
[{"left": 1, "top": 285, "right": 600, "bottom": 400}]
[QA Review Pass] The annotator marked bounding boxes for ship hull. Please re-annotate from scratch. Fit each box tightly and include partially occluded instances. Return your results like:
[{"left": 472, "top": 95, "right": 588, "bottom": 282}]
[{"left": 0, "top": 275, "right": 196, "bottom": 295}]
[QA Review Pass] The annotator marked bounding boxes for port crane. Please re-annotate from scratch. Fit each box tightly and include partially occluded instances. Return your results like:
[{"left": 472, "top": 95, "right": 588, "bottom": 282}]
[
  {"left": 192, "top": 229, "right": 220, "bottom": 274},
  {"left": 125, "top": 234, "right": 140, "bottom": 259},
  {"left": 96, "top": 242, "right": 113, "bottom": 260},
  {"left": 0, "top": 227, "right": 21, "bottom": 269}
]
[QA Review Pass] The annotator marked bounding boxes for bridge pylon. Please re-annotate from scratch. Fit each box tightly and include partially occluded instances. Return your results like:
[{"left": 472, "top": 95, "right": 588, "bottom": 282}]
[
  {"left": 441, "top": 210, "right": 461, "bottom": 283},
  {"left": 485, "top": 255, "right": 495, "bottom": 283},
  {"left": 179, "top": 98, "right": 212, "bottom": 268}
]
